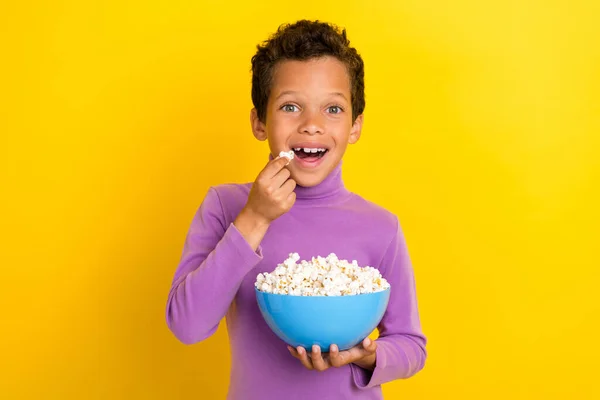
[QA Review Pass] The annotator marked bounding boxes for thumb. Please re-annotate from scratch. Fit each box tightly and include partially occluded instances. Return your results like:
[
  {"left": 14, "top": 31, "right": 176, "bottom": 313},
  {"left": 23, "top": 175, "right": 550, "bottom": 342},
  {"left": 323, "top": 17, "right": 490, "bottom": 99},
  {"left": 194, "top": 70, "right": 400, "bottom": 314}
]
[{"left": 363, "top": 338, "right": 377, "bottom": 353}]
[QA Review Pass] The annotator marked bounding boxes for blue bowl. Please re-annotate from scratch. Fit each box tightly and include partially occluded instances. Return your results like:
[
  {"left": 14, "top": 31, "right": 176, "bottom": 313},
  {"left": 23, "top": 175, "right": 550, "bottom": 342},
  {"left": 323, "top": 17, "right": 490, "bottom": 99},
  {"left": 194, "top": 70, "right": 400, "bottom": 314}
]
[{"left": 255, "top": 287, "right": 390, "bottom": 351}]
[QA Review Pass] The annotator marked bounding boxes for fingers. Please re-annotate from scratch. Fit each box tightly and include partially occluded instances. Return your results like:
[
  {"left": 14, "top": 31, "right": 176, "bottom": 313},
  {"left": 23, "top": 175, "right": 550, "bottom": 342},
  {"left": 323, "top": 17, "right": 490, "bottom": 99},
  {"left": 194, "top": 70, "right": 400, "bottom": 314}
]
[
  {"left": 328, "top": 340, "right": 377, "bottom": 368},
  {"left": 263, "top": 155, "right": 292, "bottom": 179},
  {"left": 287, "top": 345, "right": 302, "bottom": 361},
  {"left": 277, "top": 175, "right": 297, "bottom": 195},
  {"left": 277, "top": 153, "right": 293, "bottom": 166},
  {"left": 311, "top": 345, "right": 329, "bottom": 372},
  {"left": 363, "top": 337, "right": 377, "bottom": 354},
  {"left": 329, "top": 345, "right": 356, "bottom": 368},
  {"left": 287, "top": 345, "right": 314, "bottom": 370},
  {"left": 328, "top": 344, "right": 345, "bottom": 367},
  {"left": 271, "top": 161, "right": 296, "bottom": 204},
  {"left": 348, "top": 338, "right": 376, "bottom": 360},
  {"left": 288, "top": 345, "right": 339, "bottom": 372},
  {"left": 259, "top": 156, "right": 295, "bottom": 196},
  {"left": 286, "top": 191, "right": 297, "bottom": 203},
  {"left": 271, "top": 166, "right": 292, "bottom": 189},
  {"left": 287, "top": 345, "right": 298, "bottom": 360}
]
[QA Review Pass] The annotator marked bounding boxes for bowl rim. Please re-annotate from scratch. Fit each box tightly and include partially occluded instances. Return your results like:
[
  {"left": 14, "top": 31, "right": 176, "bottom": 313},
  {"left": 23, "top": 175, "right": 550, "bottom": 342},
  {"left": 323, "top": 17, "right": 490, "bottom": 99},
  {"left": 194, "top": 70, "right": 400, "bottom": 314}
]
[{"left": 254, "top": 286, "right": 391, "bottom": 297}]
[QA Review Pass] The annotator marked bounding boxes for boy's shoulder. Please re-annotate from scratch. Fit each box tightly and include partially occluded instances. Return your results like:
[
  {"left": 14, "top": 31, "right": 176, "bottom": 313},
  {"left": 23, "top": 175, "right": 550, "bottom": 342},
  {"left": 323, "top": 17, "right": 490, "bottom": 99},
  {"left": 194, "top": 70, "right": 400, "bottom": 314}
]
[
  {"left": 209, "top": 182, "right": 252, "bottom": 200},
  {"left": 204, "top": 182, "right": 252, "bottom": 221}
]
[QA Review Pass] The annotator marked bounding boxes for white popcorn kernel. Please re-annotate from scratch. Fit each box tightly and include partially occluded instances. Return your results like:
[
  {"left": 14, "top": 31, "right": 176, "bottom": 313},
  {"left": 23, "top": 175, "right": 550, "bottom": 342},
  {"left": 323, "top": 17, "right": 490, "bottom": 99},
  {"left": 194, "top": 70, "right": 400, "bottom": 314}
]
[
  {"left": 255, "top": 253, "right": 390, "bottom": 297},
  {"left": 260, "top": 282, "right": 272, "bottom": 293},
  {"left": 279, "top": 150, "right": 295, "bottom": 162}
]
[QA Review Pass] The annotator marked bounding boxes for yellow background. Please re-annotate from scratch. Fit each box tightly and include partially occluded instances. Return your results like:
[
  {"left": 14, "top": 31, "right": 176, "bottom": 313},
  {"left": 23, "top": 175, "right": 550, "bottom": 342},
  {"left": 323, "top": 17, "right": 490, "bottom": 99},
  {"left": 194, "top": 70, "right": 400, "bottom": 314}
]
[{"left": 2, "top": 1, "right": 599, "bottom": 399}]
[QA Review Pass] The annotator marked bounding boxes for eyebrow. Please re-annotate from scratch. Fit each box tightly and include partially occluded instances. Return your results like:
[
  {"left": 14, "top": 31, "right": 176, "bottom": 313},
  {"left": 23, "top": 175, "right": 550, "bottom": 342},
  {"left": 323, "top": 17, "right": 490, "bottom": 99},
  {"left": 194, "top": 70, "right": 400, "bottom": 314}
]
[{"left": 275, "top": 90, "right": 348, "bottom": 101}]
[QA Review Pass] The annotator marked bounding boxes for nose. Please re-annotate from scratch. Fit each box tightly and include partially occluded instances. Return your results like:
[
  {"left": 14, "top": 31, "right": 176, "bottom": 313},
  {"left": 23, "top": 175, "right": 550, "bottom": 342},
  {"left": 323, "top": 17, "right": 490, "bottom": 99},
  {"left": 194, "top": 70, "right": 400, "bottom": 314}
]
[{"left": 298, "top": 109, "right": 324, "bottom": 135}]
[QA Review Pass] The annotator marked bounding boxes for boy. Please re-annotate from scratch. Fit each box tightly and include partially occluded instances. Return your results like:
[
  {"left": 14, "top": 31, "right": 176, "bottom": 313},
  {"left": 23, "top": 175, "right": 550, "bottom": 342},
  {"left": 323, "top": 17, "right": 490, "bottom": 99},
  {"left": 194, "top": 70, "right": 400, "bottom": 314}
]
[{"left": 166, "top": 20, "right": 427, "bottom": 399}]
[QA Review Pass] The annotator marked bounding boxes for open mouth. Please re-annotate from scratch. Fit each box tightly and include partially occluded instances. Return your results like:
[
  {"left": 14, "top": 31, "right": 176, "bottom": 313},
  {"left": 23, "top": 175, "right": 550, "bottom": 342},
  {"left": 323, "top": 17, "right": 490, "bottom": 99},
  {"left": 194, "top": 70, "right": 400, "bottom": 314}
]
[{"left": 291, "top": 147, "right": 329, "bottom": 161}]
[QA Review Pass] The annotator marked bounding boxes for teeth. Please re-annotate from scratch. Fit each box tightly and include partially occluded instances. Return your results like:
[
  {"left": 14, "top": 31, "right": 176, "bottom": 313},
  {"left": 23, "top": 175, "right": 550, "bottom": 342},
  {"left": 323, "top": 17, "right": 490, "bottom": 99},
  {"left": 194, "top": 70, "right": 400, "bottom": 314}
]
[
  {"left": 297, "top": 148, "right": 327, "bottom": 153},
  {"left": 293, "top": 147, "right": 327, "bottom": 154}
]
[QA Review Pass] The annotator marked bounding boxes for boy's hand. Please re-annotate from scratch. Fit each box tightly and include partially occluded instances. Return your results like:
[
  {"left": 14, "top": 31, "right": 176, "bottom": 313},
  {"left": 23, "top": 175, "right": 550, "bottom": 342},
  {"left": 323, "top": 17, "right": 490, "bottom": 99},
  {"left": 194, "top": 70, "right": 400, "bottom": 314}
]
[
  {"left": 287, "top": 338, "right": 377, "bottom": 372},
  {"left": 233, "top": 156, "right": 296, "bottom": 250},
  {"left": 243, "top": 155, "right": 297, "bottom": 224}
]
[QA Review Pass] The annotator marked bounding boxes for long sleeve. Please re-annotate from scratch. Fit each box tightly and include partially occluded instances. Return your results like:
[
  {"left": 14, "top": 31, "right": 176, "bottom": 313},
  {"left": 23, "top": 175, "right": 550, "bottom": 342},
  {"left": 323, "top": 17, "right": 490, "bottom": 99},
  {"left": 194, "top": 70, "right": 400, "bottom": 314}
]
[
  {"left": 351, "top": 217, "right": 427, "bottom": 388},
  {"left": 166, "top": 187, "right": 263, "bottom": 345}
]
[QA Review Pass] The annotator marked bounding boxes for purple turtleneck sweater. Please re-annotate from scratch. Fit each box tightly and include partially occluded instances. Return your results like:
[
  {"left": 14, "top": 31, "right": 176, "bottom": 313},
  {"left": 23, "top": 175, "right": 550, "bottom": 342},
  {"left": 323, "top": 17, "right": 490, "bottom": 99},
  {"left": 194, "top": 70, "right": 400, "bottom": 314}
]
[{"left": 166, "top": 161, "right": 427, "bottom": 399}]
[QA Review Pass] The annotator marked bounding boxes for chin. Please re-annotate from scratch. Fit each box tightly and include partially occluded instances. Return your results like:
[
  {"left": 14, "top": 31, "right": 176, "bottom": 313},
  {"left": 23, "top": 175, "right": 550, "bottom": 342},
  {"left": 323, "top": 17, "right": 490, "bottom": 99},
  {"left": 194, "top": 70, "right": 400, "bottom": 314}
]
[
  {"left": 290, "top": 165, "right": 335, "bottom": 187},
  {"left": 293, "top": 174, "right": 325, "bottom": 187},
  {"left": 287, "top": 151, "right": 342, "bottom": 187}
]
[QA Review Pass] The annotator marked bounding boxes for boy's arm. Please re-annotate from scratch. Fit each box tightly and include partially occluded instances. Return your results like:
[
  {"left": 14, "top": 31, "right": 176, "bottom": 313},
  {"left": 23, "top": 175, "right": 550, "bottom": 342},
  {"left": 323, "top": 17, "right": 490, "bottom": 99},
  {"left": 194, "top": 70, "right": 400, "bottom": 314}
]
[
  {"left": 165, "top": 187, "right": 263, "bottom": 345},
  {"left": 166, "top": 157, "right": 295, "bottom": 345},
  {"left": 351, "top": 217, "right": 427, "bottom": 388}
]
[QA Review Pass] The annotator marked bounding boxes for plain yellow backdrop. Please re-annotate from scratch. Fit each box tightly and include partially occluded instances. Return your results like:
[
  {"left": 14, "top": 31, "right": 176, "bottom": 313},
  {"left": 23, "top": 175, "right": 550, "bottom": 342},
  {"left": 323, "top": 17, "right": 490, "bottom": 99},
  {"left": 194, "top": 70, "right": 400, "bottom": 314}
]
[{"left": 1, "top": 0, "right": 599, "bottom": 399}]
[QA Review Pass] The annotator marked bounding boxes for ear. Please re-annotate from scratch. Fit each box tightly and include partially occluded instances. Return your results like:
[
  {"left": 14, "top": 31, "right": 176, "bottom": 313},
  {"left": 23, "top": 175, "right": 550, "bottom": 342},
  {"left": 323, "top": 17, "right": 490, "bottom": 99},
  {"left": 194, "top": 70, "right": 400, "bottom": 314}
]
[
  {"left": 250, "top": 108, "right": 267, "bottom": 141},
  {"left": 348, "top": 114, "right": 364, "bottom": 144}
]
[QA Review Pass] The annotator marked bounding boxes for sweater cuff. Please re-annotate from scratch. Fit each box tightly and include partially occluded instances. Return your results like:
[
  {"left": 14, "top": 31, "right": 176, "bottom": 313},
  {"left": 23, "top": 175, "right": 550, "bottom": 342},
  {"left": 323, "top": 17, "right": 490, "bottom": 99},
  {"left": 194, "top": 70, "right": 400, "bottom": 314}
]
[
  {"left": 227, "top": 222, "right": 264, "bottom": 268},
  {"left": 351, "top": 341, "right": 389, "bottom": 389}
]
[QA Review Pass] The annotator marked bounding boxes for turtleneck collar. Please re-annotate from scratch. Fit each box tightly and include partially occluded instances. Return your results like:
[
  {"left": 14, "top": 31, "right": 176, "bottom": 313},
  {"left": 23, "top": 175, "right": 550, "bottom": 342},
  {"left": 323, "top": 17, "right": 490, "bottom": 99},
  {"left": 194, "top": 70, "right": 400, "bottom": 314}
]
[{"left": 267, "top": 153, "right": 351, "bottom": 204}]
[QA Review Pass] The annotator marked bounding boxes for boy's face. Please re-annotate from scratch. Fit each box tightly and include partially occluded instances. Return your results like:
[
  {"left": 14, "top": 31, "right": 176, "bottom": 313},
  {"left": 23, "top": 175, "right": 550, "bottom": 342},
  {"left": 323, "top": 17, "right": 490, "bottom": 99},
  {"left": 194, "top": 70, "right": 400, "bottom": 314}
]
[{"left": 251, "top": 56, "right": 363, "bottom": 187}]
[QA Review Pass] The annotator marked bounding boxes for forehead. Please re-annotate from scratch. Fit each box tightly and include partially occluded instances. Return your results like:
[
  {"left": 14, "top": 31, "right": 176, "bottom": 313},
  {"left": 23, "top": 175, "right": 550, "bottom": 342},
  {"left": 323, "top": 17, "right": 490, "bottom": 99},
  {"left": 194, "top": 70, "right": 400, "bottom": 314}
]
[{"left": 270, "top": 56, "right": 351, "bottom": 96}]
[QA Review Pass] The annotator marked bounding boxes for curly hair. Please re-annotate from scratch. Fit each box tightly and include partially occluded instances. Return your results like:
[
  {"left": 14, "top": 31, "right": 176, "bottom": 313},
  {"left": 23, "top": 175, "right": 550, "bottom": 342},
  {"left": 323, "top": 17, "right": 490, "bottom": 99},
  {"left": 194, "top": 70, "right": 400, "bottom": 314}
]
[{"left": 251, "top": 20, "right": 365, "bottom": 123}]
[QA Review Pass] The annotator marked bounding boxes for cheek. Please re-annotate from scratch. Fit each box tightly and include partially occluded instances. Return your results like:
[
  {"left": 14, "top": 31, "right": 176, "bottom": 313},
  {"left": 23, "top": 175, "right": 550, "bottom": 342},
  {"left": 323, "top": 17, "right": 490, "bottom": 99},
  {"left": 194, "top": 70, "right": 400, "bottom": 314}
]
[
  {"left": 267, "top": 115, "right": 294, "bottom": 140},
  {"left": 329, "top": 123, "right": 353, "bottom": 145},
  {"left": 329, "top": 115, "right": 352, "bottom": 130}
]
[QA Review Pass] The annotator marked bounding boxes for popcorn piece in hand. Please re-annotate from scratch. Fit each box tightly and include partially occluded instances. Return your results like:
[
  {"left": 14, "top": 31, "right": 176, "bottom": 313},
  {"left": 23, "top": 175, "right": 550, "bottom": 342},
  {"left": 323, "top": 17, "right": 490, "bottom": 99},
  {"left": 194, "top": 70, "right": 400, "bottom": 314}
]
[
  {"left": 255, "top": 253, "right": 390, "bottom": 296},
  {"left": 278, "top": 150, "right": 295, "bottom": 165}
]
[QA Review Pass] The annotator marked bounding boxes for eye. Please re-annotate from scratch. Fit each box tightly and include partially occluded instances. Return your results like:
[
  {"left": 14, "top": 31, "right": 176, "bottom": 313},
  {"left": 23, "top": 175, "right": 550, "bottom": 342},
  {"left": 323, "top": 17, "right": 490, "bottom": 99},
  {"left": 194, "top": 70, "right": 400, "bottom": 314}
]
[
  {"left": 281, "top": 104, "right": 299, "bottom": 112},
  {"left": 327, "top": 105, "right": 343, "bottom": 114}
]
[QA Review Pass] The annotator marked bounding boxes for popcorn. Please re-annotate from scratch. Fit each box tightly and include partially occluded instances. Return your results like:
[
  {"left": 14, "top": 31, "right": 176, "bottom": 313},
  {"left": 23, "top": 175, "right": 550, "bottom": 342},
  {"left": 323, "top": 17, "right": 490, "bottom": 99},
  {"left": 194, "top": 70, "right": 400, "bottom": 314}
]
[
  {"left": 278, "top": 150, "right": 295, "bottom": 164},
  {"left": 255, "top": 253, "right": 390, "bottom": 296}
]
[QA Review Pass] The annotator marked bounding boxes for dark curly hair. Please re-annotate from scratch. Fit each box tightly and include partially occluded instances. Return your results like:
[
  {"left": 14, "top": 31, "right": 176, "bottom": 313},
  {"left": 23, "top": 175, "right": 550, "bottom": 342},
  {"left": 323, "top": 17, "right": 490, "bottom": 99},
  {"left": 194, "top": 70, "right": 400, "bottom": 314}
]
[{"left": 251, "top": 20, "right": 365, "bottom": 123}]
